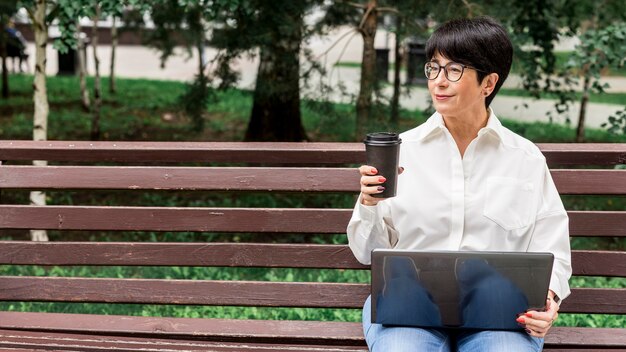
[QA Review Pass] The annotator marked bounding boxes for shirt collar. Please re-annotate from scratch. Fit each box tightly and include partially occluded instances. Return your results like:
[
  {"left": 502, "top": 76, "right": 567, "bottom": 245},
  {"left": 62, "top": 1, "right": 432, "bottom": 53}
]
[
  {"left": 477, "top": 108, "right": 504, "bottom": 141},
  {"left": 414, "top": 112, "right": 446, "bottom": 142},
  {"left": 416, "top": 109, "right": 505, "bottom": 142}
]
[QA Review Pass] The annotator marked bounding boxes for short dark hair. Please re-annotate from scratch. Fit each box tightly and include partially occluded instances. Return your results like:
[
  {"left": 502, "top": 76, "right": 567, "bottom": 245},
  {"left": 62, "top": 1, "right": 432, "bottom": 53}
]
[{"left": 425, "top": 16, "right": 513, "bottom": 108}]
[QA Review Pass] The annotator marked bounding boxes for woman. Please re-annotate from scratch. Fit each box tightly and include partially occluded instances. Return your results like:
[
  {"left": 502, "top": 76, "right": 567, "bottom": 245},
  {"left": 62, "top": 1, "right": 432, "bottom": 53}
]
[{"left": 347, "top": 16, "right": 571, "bottom": 352}]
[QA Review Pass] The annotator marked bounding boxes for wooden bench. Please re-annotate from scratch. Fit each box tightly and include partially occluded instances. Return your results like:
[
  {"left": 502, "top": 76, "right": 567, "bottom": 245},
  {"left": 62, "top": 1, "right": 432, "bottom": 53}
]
[{"left": 0, "top": 140, "right": 624, "bottom": 351}]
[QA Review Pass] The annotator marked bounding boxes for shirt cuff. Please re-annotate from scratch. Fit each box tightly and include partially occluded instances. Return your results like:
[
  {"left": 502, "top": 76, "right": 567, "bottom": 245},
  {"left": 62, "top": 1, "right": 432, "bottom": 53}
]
[
  {"left": 356, "top": 194, "right": 382, "bottom": 223},
  {"left": 549, "top": 276, "right": 570, "bottom": 305}
]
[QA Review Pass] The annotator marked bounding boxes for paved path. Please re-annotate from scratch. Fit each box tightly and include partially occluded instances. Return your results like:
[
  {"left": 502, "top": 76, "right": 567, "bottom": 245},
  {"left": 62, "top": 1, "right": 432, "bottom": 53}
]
[{"left": 21, "top": 41, "right": 625, "bottom": 129}]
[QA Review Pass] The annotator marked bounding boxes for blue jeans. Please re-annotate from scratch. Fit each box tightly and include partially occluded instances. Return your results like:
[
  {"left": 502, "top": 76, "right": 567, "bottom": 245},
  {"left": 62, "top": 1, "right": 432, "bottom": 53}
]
[{"left": 363, "top": 296, "right": 544, "bottom": 352}]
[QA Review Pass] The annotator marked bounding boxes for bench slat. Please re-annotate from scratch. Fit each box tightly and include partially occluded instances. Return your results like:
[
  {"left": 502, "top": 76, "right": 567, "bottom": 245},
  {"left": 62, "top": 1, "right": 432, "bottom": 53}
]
[
  {"left": 0, "top": 242, "right": 367, "bottom": 269},
  {"left": 1, "top": 141, "right": 625, "bottom": 166},
  {"left": 0, "top": 166, "right": 359, "bottom": 192},
  {"left": 0, "top": 242, "right": 623, "bottom": 277},
  {"left": 0, "top": 277, "right": 623, "bottom": 313},
  {"left": 0, "top": 312, "right": 625, "bottom": 348},
  {"left": 552, "top": 170, "right": 626, "bottom": 195},
  {"left": 0, "top": 141, "right": 367, "bottom": 165},
  {"left": 0, "top": 276, "right": 368, "bottom": 308},
  {"left": 0, "top": 329, "right": 370, "bottom": 352},
  {"left": 0, "top": 206, "right": 352, "bottom": 233},
  {"left": 1, "top": 166, "right": 625, "bottom": 194},
  {"left": 568, "top": 211, "right": 626, "bottom": 237},
  {"left": 0, "top": 206, "right": 623, "bottom": 237}
]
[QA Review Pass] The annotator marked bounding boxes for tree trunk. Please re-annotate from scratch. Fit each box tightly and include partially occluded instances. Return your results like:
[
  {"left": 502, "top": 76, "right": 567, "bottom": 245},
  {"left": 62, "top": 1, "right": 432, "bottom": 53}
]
[
  {"left": 355, "top": 0, "right": 377, "bottom": 140},
  {"left": 30, "top": 0, "right": 49, "bottom": 242},
  {"left": 576, "top": 75, "right": 590, "bottom": 143},
  {"left": 197, "top": 36, "right": 204, "bottom": 79},
  {"left": 91, "top": 4, "right": 101, "bottom": 140},
  {"left": 390, "top": 17, "right": 402, "bottom": 128},
  {"left": 109, "top": 16, "right": 117, "bottom": 94},
  {"left": 0, "top": 15, "right": 8, "bottom": 99},
  {"left": 77, "top": 23, "right": 90, "bottom": 111},
  {"left": 244, "top": 7, "right": 307, "bottom": 142}
]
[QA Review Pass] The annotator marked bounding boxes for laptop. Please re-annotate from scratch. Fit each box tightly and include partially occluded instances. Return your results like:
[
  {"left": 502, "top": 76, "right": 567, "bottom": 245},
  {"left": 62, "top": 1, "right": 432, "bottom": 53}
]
[{"left": 371, "top": 249, "right": 554, "bottom": 330}]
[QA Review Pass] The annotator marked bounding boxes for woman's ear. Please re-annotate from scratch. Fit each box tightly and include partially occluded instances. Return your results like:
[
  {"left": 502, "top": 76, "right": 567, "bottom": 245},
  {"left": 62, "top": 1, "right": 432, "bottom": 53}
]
[{"left": 482, "top": 73, "right": 499, "bottom": 96}]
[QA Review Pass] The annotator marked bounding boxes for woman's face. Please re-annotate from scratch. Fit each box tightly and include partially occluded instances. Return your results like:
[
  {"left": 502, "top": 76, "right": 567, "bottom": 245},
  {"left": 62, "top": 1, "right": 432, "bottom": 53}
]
[{"left": 427, "top": 53, "right": 489, "bottom": 119}]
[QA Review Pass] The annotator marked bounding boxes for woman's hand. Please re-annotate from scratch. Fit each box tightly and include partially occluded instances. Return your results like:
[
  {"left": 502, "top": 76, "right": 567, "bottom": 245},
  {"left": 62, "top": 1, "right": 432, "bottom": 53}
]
[
  {"left": 517, "top": 290, "right": 559, "bottom": 338},
  {"left": 358, "top": 165, "right": 404, "bottom": 206}
]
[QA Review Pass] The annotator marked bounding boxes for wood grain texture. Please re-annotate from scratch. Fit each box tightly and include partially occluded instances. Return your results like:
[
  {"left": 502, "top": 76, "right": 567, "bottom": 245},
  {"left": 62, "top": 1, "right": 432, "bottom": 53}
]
[
  {"left": 0, "top": 276, "right": 370, "bottom": 308},
  {"left": 0, "top": 242, "right": 623, "bottom": 277},
  {"left": 0, "top": 242, "right": 367, "bottom": 269},
  {"left": 1, "top": 166, "right": 624, "bottom": 195},
  {"left": 0, "top": 312, "right": 625, "bottom": 348},
  {"left": 0, "top": 166, "right": 359, "bottom": 192},
  {"left": 1, "top": 141, "right": 625, "bottom": 166},
  {"left": 0, "top": 329, "right": 369, "bottom": 351},
  {"left": 0, "top": 277, "right": 622, "bottom": 314},
  {"left": 0, "top": 206, "right": 623, "bottom": 237},
  {"left": 568, "top": 211, "right": 626, "bottom": 237},
  {"left": 551, "top": 170, "right": 626, "bottom": 195},
  {"left": 0, "top": 206, "right": 353, "bottom": 233}
]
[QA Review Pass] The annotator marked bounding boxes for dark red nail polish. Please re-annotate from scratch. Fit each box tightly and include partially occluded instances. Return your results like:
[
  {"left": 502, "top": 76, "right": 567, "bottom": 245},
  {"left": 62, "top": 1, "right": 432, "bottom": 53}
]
[
  {"left": 525, "top": 328, "right": 531, "bottom": 334},
  {"left": 377, "top": 186, "right": 385, "bottom": 192}
]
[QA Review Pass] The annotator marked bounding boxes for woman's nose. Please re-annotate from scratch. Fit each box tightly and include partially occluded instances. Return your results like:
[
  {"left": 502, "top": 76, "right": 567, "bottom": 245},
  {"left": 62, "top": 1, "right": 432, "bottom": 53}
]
[{"left": 433, "top": 69, "right": 449, "bottom": 86}]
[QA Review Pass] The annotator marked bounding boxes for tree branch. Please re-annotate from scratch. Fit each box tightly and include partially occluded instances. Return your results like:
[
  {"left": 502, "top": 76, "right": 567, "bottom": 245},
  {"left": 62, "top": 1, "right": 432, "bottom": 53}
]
[
  {"left": 358, "top": 3, "right": 375, "bottom": 30},
  {"left": 377, "top": 7, "right": 399, "bottom": 14},
  {"left": 461, "top": 0, "right": 475, "bottom": 17},
  {"left": 327, "top": 30, "right": 359, "bottom": 85},
  {"left": 25, "top": 7, "right": 35, "bottom": 24},
  {"left": 315, "top": 28, "right": 357, "bottom": 60},
  {"left": 345, "top": 1, "right": 367, "bottom": 9}
]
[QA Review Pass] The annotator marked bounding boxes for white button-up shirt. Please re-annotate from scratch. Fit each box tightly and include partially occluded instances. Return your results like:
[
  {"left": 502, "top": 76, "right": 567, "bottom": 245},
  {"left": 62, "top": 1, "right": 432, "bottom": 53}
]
[{"left": 347, "top": 111, "right": 572, "bottom": 301}]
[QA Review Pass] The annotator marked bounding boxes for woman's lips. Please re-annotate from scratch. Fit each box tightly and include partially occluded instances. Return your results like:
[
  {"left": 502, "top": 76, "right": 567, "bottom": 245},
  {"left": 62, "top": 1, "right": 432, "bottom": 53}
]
[{"left": 435, "top": 94, "right": 452, "bottom": 101}]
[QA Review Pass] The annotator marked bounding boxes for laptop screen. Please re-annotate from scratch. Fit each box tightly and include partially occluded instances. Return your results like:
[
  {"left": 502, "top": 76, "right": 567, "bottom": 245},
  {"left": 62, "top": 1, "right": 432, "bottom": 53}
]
[{"left": 370, "top": 249, "right": 554, "bottom": 330}]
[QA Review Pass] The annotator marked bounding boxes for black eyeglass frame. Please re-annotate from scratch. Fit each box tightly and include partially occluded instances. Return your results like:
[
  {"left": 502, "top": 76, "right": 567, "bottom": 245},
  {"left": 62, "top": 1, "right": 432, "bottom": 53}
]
[{"left": 424, "top": 61, "right": 487, "bottom": 82}]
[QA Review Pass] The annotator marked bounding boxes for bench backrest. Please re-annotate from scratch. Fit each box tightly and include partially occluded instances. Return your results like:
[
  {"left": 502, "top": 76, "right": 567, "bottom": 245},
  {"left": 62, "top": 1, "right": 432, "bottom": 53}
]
[{"left": 0, "top": 141, "right": 624, "bottom": 318}]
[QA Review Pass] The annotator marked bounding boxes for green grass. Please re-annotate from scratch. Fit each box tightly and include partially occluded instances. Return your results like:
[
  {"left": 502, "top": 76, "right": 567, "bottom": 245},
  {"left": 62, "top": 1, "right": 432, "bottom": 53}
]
[
  {"left": 334, "top": 61, "right": 364, "bottom": 69},
  {"left": 1, "top": 74, "right": 625, "bottom": 327}
]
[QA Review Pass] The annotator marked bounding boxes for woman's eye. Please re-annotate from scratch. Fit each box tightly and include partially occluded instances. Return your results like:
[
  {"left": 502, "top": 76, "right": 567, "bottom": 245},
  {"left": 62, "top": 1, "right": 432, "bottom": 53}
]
[{"left": 450, "top": 66, "right": 462, "bottom": 73}]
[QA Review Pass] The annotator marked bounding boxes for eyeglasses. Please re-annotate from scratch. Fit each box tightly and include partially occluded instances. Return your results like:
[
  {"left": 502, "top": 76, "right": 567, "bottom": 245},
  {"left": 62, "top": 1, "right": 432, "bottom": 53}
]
[{"left": 424, "top": 61, "right": 484, "bottom": 82}]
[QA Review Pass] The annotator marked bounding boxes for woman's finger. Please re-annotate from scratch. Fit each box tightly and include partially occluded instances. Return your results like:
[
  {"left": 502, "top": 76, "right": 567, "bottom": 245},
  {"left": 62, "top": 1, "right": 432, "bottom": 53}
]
[
  {"left": 359, "top": 165, "right": 378, "bottom": 176},
  {"left": 361, "top": 175, "right": 386, "bottom": 187}
]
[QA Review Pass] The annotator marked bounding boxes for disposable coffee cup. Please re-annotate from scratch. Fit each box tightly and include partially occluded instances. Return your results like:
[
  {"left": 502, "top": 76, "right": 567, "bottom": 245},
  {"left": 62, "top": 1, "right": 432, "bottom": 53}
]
[{"left": 364, "top": 132, "right": 402, "bottom": 198}]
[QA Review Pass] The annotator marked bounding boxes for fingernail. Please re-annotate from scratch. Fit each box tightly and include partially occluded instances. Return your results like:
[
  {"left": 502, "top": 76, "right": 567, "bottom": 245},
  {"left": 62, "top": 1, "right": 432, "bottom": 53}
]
[
  {"left": 377, "top": 186, "right": 385, "bottom": 192},
  {"left": 525, "top": 328, "right": 531, "bottom": 334},
  {"left": 400, "top": 167, "right": 405, "bottom": 171},
  {"left": 516, "top": 317, "right": 525, "bottom": 323},
  {"left": 525, "top": 312, "right": 533, "bottom": 318},
  {"left": 371, "top": 168, "right": 378, "bottom": 174},
  {"left": 378, "top": 177, "right": 386, "bottom": 183}
]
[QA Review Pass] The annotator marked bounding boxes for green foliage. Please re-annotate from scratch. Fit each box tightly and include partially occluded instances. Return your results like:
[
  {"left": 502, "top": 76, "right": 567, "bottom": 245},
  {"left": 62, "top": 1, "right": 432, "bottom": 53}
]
[
  {"left": 177, "top": 73, "right": 216, "bottom": 131},
  {"left": 0, "top": 0, "right": 18, "bottom": 16}
]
